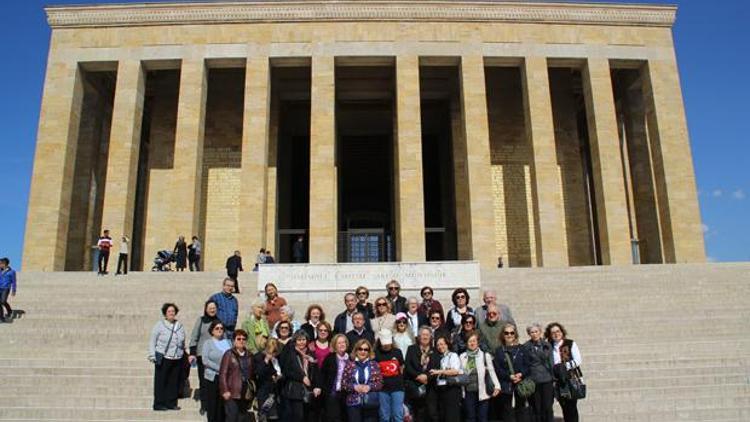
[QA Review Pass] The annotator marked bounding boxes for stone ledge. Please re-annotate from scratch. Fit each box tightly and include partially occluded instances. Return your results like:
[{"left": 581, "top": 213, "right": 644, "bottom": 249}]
[{"left": 46, "top": 1, "right": 677, "bottom": 29}]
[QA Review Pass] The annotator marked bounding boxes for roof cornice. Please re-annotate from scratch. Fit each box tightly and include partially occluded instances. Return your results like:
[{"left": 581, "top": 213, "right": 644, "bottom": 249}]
[{"left": 45, "top": 1, "right": 677, "bottom": 29}]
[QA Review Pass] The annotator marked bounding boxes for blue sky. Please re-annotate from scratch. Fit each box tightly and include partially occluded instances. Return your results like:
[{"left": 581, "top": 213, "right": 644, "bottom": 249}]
[{"left": 0, "top": 1, "right": 747, "bottom": 267}]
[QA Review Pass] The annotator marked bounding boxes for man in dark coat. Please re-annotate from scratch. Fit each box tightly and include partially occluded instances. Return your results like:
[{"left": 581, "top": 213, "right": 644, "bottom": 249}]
[{"left": 225, "top": 250, "right": 243, "bottom": 294}]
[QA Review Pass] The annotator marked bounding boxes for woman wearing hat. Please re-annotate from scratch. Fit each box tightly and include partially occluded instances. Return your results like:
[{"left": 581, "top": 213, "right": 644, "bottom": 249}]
[{"left": 375, "top": 329, "right": 406, "bottom": 422}]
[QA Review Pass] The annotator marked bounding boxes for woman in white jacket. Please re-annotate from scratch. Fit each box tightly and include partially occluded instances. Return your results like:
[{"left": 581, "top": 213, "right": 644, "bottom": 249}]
[{"left": 460, "top": 332, "right": 501, "bottom": 422}]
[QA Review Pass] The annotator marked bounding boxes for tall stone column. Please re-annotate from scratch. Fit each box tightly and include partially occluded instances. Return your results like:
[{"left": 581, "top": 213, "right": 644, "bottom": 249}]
[
  {"left": 239, "top": 56, "right": 271, "bottom": 259},
  {"left": 642, "top": 57, "right": 705, "bottom": 263},
  {"left": 582, "top": 58, "right": 632, "bottom": 265},
  {"left": 394, "top": 56, "right": 426, "bottom": 262},
  {"left": 522, "top": 57, "right": 568, "bottom": 267},
  {"left": 309, "top": 55, "right": 337, "bottom": 262},
  {"left": 172, "top": 58, "right": 207, "bottom": 238},
  {"left": 459, "top": 55, "right": 497, "bottom": 268},
  {"left": 23, "top": 53, "right": 84, "bottom": 271},
  {"left": 100, "top": 60, "right": 145, "bottom": 247}
]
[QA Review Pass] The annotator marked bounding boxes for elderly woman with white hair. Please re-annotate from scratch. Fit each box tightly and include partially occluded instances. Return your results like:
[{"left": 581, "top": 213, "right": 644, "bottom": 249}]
[
  {"left": 241, "top": 301, "right": 270, "bottom": 354},
  {"left": 271, "top": 305, "right": 301, "bottom": 338},
  {"left": 523, "top": 322, "right": 554, "bottom": 422}
]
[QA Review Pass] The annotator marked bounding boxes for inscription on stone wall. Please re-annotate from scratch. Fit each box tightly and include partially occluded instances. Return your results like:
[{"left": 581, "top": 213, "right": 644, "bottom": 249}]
[{"left": 258, "top": 261, "right": 480, "bottom": 292}]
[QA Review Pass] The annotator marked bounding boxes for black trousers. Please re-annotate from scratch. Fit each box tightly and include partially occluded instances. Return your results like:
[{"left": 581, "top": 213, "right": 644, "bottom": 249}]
[
  {"left": 495, "top": 391, "right": 531, "bottom": 422},
  {"left": 224, "top": 399, "right": 251, "bottom": 422},
  {"left": 528, "top": 382, "right": 554, "bottom": 422},
  {"left": 190, "top": 255, "right": 201, "bottom": 271},
  {"left": 98, "top": 250, "right": 110, "bottom": 273},
  {"left": 559, "top": 398, "right": 578, "bottom": 422},
  {"left": 204, "top": 377, "right": 225, "bottom": 422},
  {"left": 346, "top": 406, "right": 378, "bottom": 422},
  {"left": 229, "top": 274, "right": 240, "bottom": 293},
  {"left": 428, "top": 385, "right": 462, "bottom": 422},
  {"left": 324, "top": 392, "right": 347, "bottom": 422},
  {"left": 196, "top": 358, "right": 206, "bottom": 409},
  {"left": 153, "top": 358, "right": 181, "bottom": 409},
  {"left": 0, "top": 288, "right": 11, "bottom": 320},
  {"left": 116, "top": 253, "right": 128, "bottom": 274}
]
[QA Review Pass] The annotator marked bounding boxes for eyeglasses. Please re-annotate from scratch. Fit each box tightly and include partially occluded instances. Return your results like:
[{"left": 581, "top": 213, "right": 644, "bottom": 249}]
[
  {"left": 357, "top": 347, "right": 370, "bottom": 352},
  {"left": 463, "top": 321, "right": 475, "bottom": 325},
  {"left": 388, "top": 287, "right": 400, "bottom": 291},
  {"left": 357, "top": 292, "right": 367, "bottom": 296},
  {"left": 396, "top": 320, "right": 407, "bottom": 324},
  {"left": 376, "top": 303, "right": 387, "bottom": 307},
  {"left": 455, "top": 294, "right": 466, "bottom": 299},
  {"left": 430, "top": 316, "right": 441, "bottom": 320},
  {"left": 503, "top": 331, "right": 516, "bottom": 336},
  {"left": 488, "top": 312, "right": 498, "bottom": 317},
  {"left": 235, "top": 337, "right": 248, "bottom": 342}
]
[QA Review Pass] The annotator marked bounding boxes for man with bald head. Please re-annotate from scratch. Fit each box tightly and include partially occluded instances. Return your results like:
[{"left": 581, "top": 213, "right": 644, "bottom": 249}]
[{"left": 475, "top": 289, "right": 514, "bottom": 326}]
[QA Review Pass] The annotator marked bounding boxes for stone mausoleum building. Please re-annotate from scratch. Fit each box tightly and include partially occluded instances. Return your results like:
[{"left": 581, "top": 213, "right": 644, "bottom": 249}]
[{"left": 23, "top": 0, "right": 705, "bottom": 271}]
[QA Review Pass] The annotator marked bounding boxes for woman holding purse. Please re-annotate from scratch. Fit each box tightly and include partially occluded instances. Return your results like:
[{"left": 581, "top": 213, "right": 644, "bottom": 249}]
[
  {"left": 280, "top": 331, "right": 322, "bottom": 422},
  {"left": 342, "top": 339, "right": 383, "bottom": 422},
  {"left": 460, "top": 332, "right": 501, "bottom": 422},
  {"left": 218, "top": 329, "right": 254, "bottom": 422},
  {"left": 428, "top": 336, "right": 463, "bottom": 422}
]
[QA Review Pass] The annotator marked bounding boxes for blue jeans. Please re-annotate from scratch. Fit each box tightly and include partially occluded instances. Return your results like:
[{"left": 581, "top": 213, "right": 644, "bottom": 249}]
[
  {"left": 378, "top": 390, "right": 404, "bottom": 422},
  {"left": 463, "top": 390, "right": 489, "bottom": 422}
]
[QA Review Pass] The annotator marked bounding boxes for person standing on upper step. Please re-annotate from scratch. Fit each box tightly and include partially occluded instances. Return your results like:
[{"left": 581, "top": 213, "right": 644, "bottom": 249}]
[
  {"left": 115, "top": 235, "right": 129, "bottom": 275},
  {"left": 263, "top": 283, "right": 287, "bottom": 327},
  {"left": 523, "top": 322, "right": 554, "bottom": 422},
  {"left": 188, "top": 236, "right": 202, "bottom": 272},
  {"left": 475, "top": 290, "right": 515, "bottom": 327},
  {"left": 385, "top": 280, "right": 407, "bottom": 315},
  {"left": 173, "top": 235, "right": 188, "bottom": 272},
  {"left": 0, "top": 257, "right": 17, "bottom": 323},
  {"left": 225, "top": 250, "right": 243, "bottom": 293},
  {"left": 211, "top": 278, "right": 239, "bottom": 340},
  {"left": 546, "top": 322, "right": 582, "bottom": 422},
  {"left": 293, "top": 235, "right": 306, "bottom": 263},
  {"left": 96, "top": 229, "right": 113, "bottom": 275}
]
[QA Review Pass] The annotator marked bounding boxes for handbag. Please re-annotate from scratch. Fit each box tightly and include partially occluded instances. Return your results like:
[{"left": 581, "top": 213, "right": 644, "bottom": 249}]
[
  {"left": 154, "top": 322, "right": 177, "bottom": 366},
  {"left": 504, "top": 351, "right": 535, "bottom": 398},
  {"left": 445, "top": 373, "right": 470, "bottom": 386},
  {"left": 483, "top": 353, "right": 498, "bottom": 396},
  {"left": 358, "top": 391, "right": 380, "bottom": 409},
  {"left": 568, "top": 366, "right": 586, "bottom": 400},
  {"left": 406, "top": 381, "right": 427, "bottom": 400}
]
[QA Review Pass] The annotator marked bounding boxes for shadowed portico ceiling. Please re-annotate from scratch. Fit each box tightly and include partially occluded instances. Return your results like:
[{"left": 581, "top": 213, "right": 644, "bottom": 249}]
[{"left": 46, "top": 1, "right": 677, "bottom": 29}]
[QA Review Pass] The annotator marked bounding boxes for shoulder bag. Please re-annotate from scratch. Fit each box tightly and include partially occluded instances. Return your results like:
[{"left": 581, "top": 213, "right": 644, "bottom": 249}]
[
  {"left": 154, "top": 322, "right": 177, "bottom": 366},
  {"left": 505, "top": 351, "right": 535, "bottom": 398}
]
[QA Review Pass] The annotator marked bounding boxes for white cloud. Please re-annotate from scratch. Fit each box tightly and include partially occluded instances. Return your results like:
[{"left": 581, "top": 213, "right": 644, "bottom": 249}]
[
  {"left": 712, "top": 189, "right": 723, "bottom": 197},
  {"left": 732, "top": 189, "right": 746, "bottom": 200},
  {"left": 701, "top": 223, "right": 709, "bottom": 233}
]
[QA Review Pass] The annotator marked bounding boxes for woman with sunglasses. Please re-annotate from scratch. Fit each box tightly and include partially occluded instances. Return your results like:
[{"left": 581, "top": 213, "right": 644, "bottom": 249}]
[
  {"left": 201, "top": 320, "right": 231, "bottom": 422},
  {"left": 342, "top": 339, "right": 384, "bottom": 422},
  {"left": 280, "top": 331, "right": 322, "bottom": 422},
  {"left": 418, "top": 286, "right": 444, "bottom": 321},
  {"left": 321, "top": 334, "right": 351, "bottom": 422},
  {"left": 371, "top": 297, "right": 397, "bottom": 341},
  {"left": 428, "top": 336, "right": 462, "bottom": 422},
  {"left": 452, "top": 313, "right": 490, "bottom": 354},
  {"left": 445, "top": 288, "right": 474, "bottom": 333},
  {"left": 428, "top": 311, "right": 451, "bottom": 348},
  {"left": 392, "top": 313, "right": 415, "bottom": 352},
  {"left": 494, "top": 323, "right": 530, "bottom": 422},
  {"left": 276, "top": 321, "right": 294, "bottom": 346},
  {"left": 355, "top": 286, "right": 376, "bottom": 319},
  {"left": 218, "top": 329, "right": 254, "bottom": 422}
]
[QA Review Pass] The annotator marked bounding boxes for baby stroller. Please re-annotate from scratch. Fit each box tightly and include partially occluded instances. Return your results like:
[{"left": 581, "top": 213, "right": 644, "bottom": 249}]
[{"left": 151, "top": 250, "right": 175, "bottom": 271}]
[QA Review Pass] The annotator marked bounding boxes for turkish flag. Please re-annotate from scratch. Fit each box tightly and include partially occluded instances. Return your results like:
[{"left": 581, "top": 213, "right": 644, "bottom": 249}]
[{"left": 379, "top": 359, "right": 401, "bottom": 378}]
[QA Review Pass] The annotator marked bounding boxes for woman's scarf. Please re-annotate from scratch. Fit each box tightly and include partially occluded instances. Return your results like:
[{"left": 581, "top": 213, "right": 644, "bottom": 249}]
[
  {"left": 465, "top": 348, "right": 479, "bottom": 373},
  {"left": 355, "top": 359, "right": 371, "bottom": 385}
]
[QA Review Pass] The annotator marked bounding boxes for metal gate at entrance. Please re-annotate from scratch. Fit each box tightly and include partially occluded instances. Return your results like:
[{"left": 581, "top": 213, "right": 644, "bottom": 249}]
[{"left": 338, "top": 229, "right": 394, "bottom": 262}]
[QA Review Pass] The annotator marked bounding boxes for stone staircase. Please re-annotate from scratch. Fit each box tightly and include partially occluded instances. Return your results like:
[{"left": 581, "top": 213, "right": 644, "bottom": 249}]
[{"left": 1, "top": 263, "right": 749, "bottom": 421}]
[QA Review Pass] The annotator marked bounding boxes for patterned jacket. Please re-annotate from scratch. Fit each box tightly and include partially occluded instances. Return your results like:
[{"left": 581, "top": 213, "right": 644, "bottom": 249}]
[{"left": 341, "top": 359, "right": 383, "bottom": 407}]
